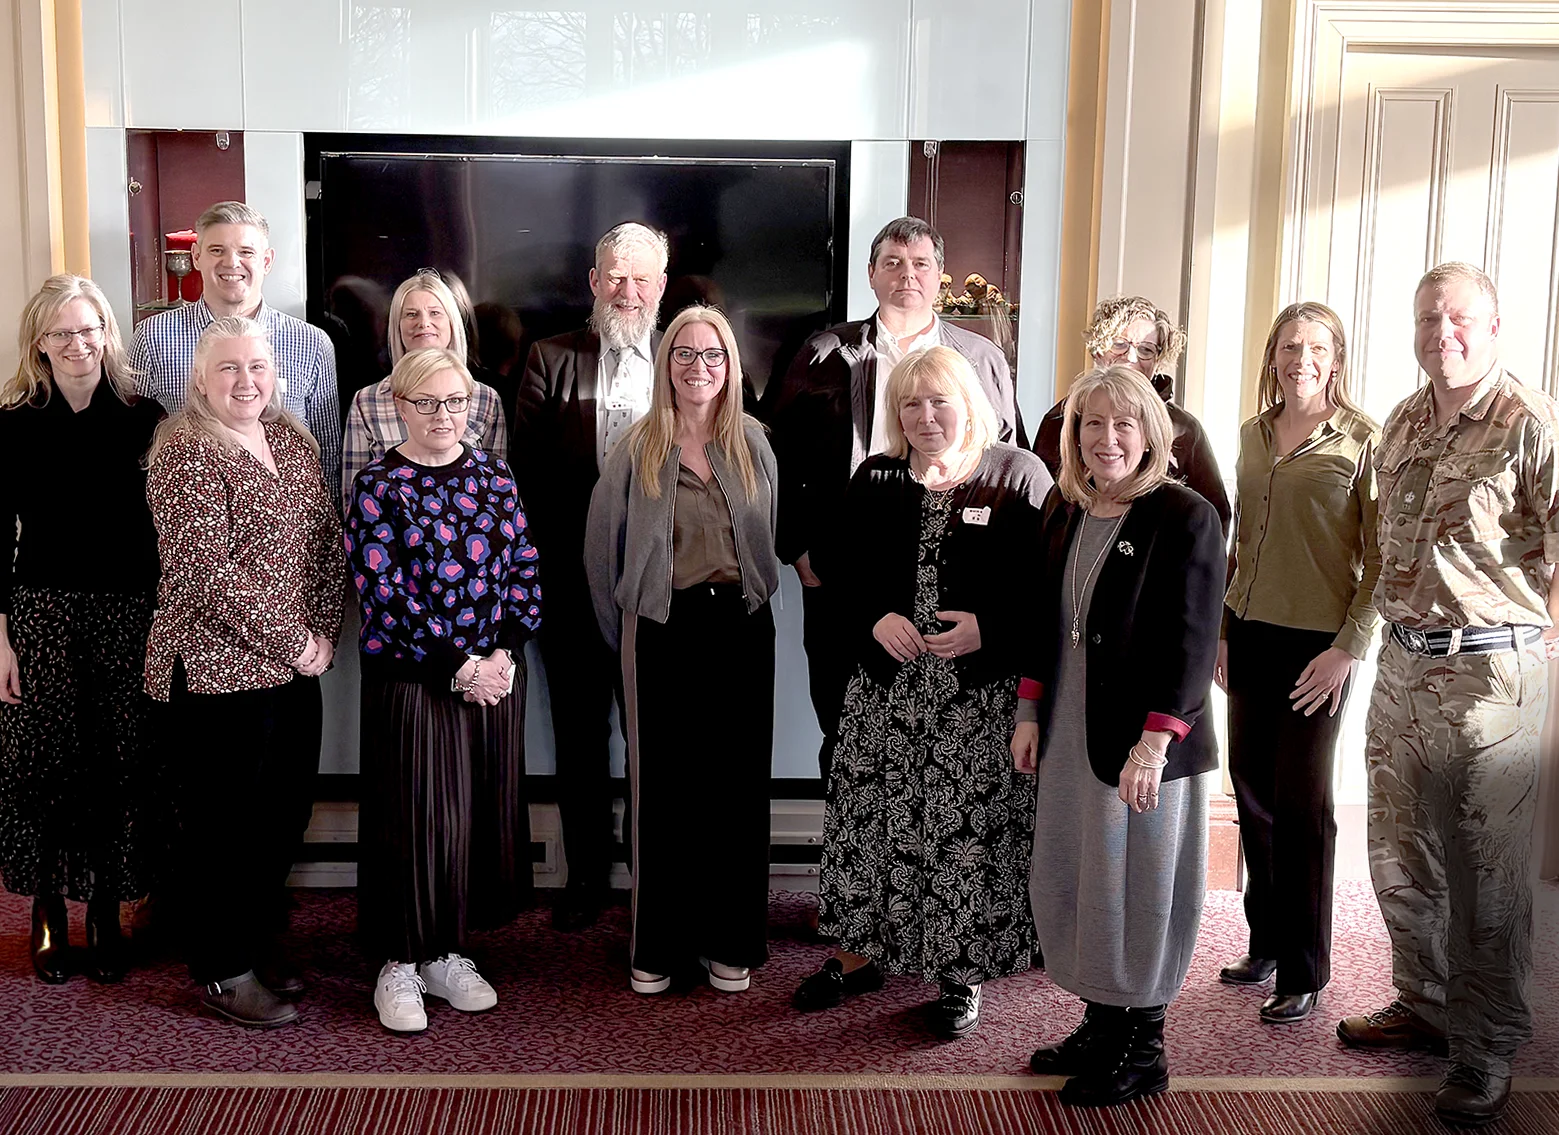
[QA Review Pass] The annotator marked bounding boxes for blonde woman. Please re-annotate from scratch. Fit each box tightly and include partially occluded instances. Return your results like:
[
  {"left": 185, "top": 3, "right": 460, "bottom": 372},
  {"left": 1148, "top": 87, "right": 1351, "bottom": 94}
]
[
  {"left": 145, "top": 316, "right": 345, "bottom": 1028},
  {"left": 1216, "top": 303, "right": 1380, "bottom": 1024},
  {"left": 1011, "top": 364, "right": 1224, "bottom": 1107},
  {"left": 796, "top": 346, "right": 1052, "bottom": 1039},
  {"left": 0, "top": 275, "right": 165, "bottom": 984},
  {"left": 340, "top": 269, "right": 509, "bottom": 510},
  {"left": 584, "top": 305, "right": 779, "bottom": 996}
]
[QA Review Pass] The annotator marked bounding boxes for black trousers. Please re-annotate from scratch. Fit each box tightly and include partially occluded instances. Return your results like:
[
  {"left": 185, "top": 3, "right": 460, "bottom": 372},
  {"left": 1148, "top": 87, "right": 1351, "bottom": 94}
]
[
  {"left": 1226, "top": 614, "right": 1348, "bottom": 994},
  {"left": 538, "top": 588, "right": 622, "bottom": 893},
  {"left": 800, "top": 581, "right": 852, "bottom": 784},
  {"left": 167, "top": 663, "right": 322, "bottom": 986},
  {"left": 623, "top": 585, "right": 774, "bottom": 975}
]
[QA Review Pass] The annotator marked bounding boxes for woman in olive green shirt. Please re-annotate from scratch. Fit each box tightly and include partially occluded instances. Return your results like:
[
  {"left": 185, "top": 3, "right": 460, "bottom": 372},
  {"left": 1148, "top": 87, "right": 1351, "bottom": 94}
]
[{"left": 1215, "top": 302, "right": 1381, "bottom": 1024}]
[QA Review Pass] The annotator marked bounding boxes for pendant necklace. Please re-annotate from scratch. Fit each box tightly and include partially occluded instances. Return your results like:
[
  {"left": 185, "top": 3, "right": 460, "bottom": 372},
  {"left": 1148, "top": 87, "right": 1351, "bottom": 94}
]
[{"left": 1070, "top": 507, "right": 1129, "bottom": 648}]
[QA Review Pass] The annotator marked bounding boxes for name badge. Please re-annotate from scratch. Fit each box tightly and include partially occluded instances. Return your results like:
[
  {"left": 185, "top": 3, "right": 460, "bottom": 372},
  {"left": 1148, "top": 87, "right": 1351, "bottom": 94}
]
[{"left": 961, "top": 506, "right": 991, "bottom": 526}]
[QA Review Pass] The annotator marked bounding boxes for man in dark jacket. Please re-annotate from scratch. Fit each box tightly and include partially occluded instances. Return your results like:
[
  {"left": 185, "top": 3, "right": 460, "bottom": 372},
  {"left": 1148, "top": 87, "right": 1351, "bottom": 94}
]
[
  {"left": 765, "top": 216, "right": 1024, "bottom": 782},
  {"left": 1034, "top": 296, "right": 1231, "bottom": 542},
  {"left": 509, "top": 222, "right": 667, "bottom": 930}
]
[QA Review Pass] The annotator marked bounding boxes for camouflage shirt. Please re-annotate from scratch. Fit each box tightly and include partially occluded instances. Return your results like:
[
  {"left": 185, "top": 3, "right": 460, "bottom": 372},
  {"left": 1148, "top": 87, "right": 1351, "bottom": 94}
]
[{"left": 1374, "top": 367, "right": 1559, "bottom": 629}]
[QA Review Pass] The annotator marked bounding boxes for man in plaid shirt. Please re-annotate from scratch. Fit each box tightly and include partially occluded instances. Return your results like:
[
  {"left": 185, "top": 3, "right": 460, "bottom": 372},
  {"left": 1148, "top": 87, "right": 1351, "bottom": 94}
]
[{"left": 130, "top": 201, "right": 342, "bottom": 501}]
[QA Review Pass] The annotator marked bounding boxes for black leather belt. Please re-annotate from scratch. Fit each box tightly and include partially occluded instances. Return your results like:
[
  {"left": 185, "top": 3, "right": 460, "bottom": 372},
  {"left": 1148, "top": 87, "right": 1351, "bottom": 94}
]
[{"left": 1389, "top": 623, "right": 1543, "bottom": 657}]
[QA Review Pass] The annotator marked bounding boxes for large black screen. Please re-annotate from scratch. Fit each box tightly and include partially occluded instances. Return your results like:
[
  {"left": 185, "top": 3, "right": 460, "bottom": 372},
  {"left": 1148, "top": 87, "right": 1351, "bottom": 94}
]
[{"left": 306, "top": 136, "right": 849, "bottom": 404}]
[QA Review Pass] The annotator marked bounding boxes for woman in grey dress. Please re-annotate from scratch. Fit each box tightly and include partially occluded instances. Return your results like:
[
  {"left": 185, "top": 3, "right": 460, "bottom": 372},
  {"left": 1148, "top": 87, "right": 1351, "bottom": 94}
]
[
  {"left": 1011, "top": 364, "right": 1224, "bottom": 1107},
  {"left": 795, "top": 347, "right": 1052, "bottom": 1038}
]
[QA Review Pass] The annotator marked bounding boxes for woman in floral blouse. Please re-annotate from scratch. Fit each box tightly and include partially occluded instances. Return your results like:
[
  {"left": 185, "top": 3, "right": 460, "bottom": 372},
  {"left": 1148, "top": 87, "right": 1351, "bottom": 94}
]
[
  {"left": 345, "top": 347, "right": 541, "bottom": 1034},
  {"left": 144, "top": 315, "right": 345, "bottom": 1030}
]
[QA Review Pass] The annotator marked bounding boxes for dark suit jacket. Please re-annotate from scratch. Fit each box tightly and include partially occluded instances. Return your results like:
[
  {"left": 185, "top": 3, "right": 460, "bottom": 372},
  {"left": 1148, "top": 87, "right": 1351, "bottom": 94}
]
[
  {"left": 840, "top": 444, "right": 1052, "bottom": 690},
  {"left": 1033, "top": 373, "right": 1232, "bottom": 541},
  {"left": 509, "top": 327, "right": 661, "bottom": 603},
  {"left": 765, "top": 314, "right": 1026, "bottom": 575},
  {"left": 1024, "top": 481, "right": 1224, "bottom": 787}
]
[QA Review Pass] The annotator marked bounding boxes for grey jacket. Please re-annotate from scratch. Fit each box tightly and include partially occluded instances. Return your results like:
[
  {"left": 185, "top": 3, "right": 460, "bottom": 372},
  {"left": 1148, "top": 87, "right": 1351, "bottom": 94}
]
[{"left": 584, "top": 419, "right": 780, "bottom": 650}]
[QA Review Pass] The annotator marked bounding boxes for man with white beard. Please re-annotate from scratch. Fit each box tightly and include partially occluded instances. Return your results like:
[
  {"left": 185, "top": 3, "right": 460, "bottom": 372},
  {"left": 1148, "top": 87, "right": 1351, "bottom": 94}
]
[{"left": 510, "top": 222, "right": 668, "bottom": 931}]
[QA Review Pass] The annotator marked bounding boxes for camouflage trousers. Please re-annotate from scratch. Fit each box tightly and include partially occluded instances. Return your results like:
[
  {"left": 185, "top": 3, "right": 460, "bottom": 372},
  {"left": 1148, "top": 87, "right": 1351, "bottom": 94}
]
[{"left": 1364, "top": 637, "right": 1548, "bottom": 1077}]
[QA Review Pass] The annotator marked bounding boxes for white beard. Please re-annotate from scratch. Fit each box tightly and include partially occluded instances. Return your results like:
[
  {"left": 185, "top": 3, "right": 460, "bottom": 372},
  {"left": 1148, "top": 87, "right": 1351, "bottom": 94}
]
[{"left": 590, "top": 298, "right": 658, "bottom": 351}]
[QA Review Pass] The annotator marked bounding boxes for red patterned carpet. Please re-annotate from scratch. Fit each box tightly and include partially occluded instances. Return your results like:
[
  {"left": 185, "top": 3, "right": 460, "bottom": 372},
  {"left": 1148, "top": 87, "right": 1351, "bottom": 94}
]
[{"left": 2, "top": 880, "right": 1555, "bottom": 1080}]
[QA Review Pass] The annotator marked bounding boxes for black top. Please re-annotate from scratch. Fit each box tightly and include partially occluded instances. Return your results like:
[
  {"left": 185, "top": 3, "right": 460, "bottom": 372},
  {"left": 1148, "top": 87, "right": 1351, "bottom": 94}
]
[
  {"left": 0, "top": 379, "right": 164, "bottom": 615},
  {"left": 1024, "top": 481, "right": 1225, "bottom": 786},
  {"left": 1033, "top": 373, "right": 1233, "bottom": 542},
  {"left": 839, "top": 444, "right": 1053, "bottom": 689}
]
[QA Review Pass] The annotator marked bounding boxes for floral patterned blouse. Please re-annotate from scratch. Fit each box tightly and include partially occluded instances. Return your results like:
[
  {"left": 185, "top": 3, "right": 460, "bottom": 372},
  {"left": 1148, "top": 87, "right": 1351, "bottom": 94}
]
[
  {"left": 345, "top": 445, "right": 541, "bottom": 685},
  {"left": 144, "top": 419, "right": 346, "bottom": 699}
]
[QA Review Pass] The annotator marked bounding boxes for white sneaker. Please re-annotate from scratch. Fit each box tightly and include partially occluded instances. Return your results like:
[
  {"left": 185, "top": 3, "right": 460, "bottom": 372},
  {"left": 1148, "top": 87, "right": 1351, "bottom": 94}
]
[
  {"left": 700, "top": 957, "right": 751, "bottom": 992},
  {"left": 420, "top": 954, "right": 498, "bottom": 1012},
  {"left": 374, "top": 961, "right": 427, "bottom": 1032},
  {"left": 630, "top": 967, "right": 671, "bottom": 995}
]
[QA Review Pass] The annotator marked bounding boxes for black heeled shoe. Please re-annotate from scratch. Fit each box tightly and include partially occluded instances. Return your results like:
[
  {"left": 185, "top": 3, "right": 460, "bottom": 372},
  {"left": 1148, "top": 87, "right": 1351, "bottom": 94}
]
[
  {"left": 85, "top": 898, "right": 128, "bottom": 984},
  {"left": 31, "top": 895, "right": 70, "bottom": 984}
]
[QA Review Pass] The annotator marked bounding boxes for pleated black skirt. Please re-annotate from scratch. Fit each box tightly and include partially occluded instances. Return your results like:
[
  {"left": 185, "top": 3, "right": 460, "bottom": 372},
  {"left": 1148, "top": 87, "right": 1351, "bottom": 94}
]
[
  {"left": 623, "top": 583, "right": 775, "bottom": 976},
  {"left": 357, "top": 665, "right": 531, "bottom": 963}
]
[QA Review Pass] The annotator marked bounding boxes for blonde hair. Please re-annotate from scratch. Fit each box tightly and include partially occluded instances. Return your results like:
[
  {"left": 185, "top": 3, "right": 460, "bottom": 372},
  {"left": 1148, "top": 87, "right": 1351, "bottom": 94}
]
[
  {"left": 628, "top": 305, "right": 760, "bottom": 501},
  {"left": 1257, "top": 301, "right": 1370, "bottom": 418},
  {"left": 1057, "top": 364, "right": 1175, "bottom": 508},
  {"left": 1083, "top": 295, "right": 1186, "bottom": 374},
  {"left": 1417, "top": 261, "right": 1498, "bottom": 315},
  {"left": 5, "top": 274, "right": 136, "bottom": 409},
  {"left": 146, "top": 316, "right": 317, "bottom": 467},
  {"left": 388, "top": 347, "right": 474, "bottom": 400},
  {"left": 879, "top": 346, "right": 999, "bottom": 460},
  {"left": 388, "top": 272, "right": 468, "bottom": 365}
]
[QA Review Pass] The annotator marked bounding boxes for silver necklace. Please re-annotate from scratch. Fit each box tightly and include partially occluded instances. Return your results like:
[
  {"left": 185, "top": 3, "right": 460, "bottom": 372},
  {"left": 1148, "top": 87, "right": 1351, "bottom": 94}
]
[{"left": 1070, "top": 508, "right": 1129, "bottom": 648}]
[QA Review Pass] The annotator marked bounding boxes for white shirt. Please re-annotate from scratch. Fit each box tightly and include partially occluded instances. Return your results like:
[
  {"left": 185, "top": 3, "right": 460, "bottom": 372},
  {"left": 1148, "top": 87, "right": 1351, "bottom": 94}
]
[
  {"left": 869, "top": 313, "right": 941, "bottom": 455},
  {"left": 595, "top": 333, "right": 655, "bottom": 471}
]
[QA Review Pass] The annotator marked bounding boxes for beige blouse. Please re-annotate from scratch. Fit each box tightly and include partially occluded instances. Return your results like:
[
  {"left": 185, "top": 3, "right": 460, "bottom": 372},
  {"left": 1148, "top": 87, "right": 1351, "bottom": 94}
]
[
  {"left": 144, "top": 419, "right": 346, "bottom": 699},
  {"left": 670, "top": 463, "right": 742, "bottom": 588}
]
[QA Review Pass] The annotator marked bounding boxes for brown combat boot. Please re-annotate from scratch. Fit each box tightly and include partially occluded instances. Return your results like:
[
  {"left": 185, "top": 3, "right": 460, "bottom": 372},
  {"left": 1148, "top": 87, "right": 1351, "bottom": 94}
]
[{"left": 1336, "top": 999, "right": 1448, "bottom": 1056}]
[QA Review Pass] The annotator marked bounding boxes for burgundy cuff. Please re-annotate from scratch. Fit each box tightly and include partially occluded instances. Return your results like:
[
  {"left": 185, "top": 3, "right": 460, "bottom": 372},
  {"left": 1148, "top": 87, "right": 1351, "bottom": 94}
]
[
  {"left": 1017, "top": 677, "right": 1044, "bottom": 701},
  {"left": 1143, "top": 712, "right": 1191, "bottom": 741}
]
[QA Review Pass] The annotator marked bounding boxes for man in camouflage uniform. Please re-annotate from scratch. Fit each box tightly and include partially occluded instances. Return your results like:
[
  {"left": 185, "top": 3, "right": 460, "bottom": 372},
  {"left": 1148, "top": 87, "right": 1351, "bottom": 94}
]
[{"left": 1337, "top": 262, "right": 1559, "bottom": 1127}]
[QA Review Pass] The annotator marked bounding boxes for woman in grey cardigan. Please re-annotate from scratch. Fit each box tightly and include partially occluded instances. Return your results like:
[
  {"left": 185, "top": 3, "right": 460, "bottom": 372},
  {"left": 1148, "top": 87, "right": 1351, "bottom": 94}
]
[{"left": 585, "top": 305, "right": 780, "bottom": 996}]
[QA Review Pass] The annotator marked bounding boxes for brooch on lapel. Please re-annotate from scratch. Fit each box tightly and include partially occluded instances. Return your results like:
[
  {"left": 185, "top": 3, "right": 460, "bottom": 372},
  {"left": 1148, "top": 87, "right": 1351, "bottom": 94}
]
[{"left": 1117, "top": 540, "right": 1134, "bottom": 556}]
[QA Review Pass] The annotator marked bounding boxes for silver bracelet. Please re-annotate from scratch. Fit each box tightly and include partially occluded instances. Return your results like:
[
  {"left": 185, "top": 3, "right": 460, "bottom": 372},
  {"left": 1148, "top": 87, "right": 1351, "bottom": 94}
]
[{"left": 1128, "top": 742, "right": 1168, "bottom": 769}]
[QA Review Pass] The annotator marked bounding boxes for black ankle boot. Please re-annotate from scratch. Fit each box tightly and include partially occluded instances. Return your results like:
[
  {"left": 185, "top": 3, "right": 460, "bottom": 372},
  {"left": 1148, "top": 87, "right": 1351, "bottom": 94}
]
[
  {"left": 1031, "top": 1001, "right": 1122, "bottom": 1076},
  {"left": 85, "top": 897, "right": 128, "bottom": 984},
  {"left": 31, "top": 895, "right": 70, "bottom": 984},
  {"left": 1060, "top": 1004, "right": 1169, "bottom": 1107}
]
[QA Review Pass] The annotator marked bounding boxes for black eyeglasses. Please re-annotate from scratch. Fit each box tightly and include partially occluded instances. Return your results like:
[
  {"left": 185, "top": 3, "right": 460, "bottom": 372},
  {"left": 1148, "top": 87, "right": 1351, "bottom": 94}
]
[
  {"left": 42, "top": 325, "right": 105, "bottom": 347},
  {"left": 670, "top": 346, "right": 729, "bottom": 367},
  {"left": 396, "top": 394, "right": 470, "bottom": 415}
]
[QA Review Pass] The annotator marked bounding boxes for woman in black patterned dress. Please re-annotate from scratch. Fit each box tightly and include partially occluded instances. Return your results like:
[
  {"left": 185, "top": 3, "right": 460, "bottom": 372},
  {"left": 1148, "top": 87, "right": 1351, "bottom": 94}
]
[
  {"left": 0, "top": 275, "right": 165, "bottom": 984},
  {"left": 794, "top": 346, "right": 1052, "bottom": 1038}
]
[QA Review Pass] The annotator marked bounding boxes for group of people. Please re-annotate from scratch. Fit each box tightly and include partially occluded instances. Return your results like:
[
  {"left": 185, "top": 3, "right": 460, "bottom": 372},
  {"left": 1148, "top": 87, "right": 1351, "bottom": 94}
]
[{"left": 0, "top": 198, "right": 1551, "bottom": 1126}]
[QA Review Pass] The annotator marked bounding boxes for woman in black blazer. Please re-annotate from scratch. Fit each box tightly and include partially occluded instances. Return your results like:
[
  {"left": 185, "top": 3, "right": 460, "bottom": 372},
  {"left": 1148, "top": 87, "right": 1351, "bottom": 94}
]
[{"left": 1011, "top": 363, "right": 1224, "bottom": 1108}]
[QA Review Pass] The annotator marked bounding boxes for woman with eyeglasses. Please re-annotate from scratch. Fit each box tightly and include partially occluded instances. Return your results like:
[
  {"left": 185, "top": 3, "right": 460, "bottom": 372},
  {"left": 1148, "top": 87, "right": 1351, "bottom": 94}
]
[
  {"left": 340, "top": 270, "right": 510, "bottom": 513},
  {"left": 0, "top": 275, "right": 166, "bottom": 985},
  {"left": 1034, "top": 296, "right": 1231, "bottom": 540},
  {"left": 344, "top": 347, "right": 541, "bottom": 1033},
  {"left": 584, "top": 305, "right": 780, "bottom": 996}
]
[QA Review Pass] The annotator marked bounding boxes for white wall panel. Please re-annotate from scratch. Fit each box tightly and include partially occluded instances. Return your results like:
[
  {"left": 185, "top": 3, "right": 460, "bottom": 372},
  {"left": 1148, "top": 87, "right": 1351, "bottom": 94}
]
[
  {"left": 241, "top": 0, "right": 912, "bottom": 140},
  {"left": 80, "top": 0, "right": 124, "bottom": 127},
  {"left": 243, "top": 131, "right": 307, "bottom": 318},
  {"left": 85, "top": 126, "right": 132, "bottom": 331},
  {"left": 1025, "top": 0, "right": 1070, "bottom": 142},
  {"left": 909, "top": 0, "right": 1029, "bottom": 139},
  {"left": 1014, "top": 138, "right": 1063, "bottom": 421},
  {"left": 847, "top": 140, "right": 910, "bottom": 319},
  {"left": 121, "top": 0, "right": 244, "bottom": 128}
]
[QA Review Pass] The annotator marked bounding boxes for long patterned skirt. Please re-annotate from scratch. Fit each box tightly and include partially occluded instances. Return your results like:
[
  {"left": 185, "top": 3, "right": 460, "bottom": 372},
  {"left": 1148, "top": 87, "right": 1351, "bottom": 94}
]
[{"left": 0, "top": 587, "right": 164, "bottom": 901}]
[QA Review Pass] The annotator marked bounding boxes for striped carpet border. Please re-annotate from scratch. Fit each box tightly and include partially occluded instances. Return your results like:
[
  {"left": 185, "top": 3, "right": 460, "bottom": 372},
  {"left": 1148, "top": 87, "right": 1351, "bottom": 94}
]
[
  {"left": 2, "top": 1072, "right": 1557, "bottom": 1091},
  {"left": 2, "top": 1085, "right": 1558, "bottom": 1135}
]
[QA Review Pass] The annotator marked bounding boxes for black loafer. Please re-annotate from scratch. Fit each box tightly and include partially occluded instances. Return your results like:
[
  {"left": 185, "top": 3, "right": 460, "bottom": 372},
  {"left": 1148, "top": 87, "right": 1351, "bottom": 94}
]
[
  {"left": 199, "top": 971, "right": 299, "bottom": 1028},
  {"left": 1435, "top": 1063, "right": 1511, "bottom": 1127},
  {"left": 1260, "top": 991, "right": 1318, "bottom": 1023},
  {"left": 1218, "top": 955, "right": 1277, "bottom": 985},
  {"left": 85, "top": 899, "right": 128, "bottom": 984},
  {"left": 928, "top": 980, "right": 981, "bottom": 1039},
  {"left": 793, "top": 958, "right": 884, "bottom": 1010}
]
